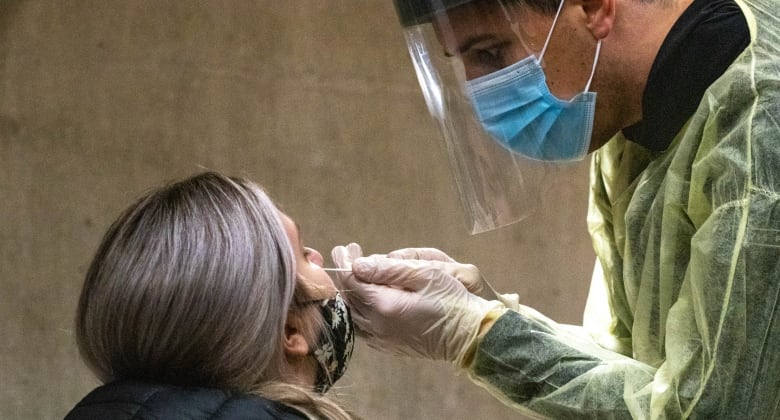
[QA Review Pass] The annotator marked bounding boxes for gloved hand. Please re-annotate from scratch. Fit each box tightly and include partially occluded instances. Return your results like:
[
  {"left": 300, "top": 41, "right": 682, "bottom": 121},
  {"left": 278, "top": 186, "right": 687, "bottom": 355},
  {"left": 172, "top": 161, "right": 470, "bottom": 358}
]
[
  {"left": 331, "top": 244, "right": 505, "bottom": 364},
  {"left": 385, "top": 247, "right": 520, "bottom": 311},
  {"left": 329, "top": 243, "right": 370, "bottom": 335}
]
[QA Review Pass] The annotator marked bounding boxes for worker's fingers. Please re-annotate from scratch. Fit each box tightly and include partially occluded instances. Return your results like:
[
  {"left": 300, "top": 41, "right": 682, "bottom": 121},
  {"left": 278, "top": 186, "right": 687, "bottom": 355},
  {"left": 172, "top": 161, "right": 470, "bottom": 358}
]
[
  {"left": 386, "top": 247, "right": 455, "bottom": 262},
  {"left": 352, "top": 255, "right": 466, "bottom": 294},
  {"left": 331, "top": 243, "right": 363, "bottom": 270},
  {"left": 441, "top": 262, "right": 485, "bottom": 294},
  {"left": 337, "top": 266, "right": 436, "bottom": 335}
]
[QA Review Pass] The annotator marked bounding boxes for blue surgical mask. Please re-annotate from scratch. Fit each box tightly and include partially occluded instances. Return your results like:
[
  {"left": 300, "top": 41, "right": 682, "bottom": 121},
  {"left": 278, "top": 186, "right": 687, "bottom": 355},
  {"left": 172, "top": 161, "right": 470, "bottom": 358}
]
[{"left": 466, "top": 0, "right": 602, "bottom": 162}]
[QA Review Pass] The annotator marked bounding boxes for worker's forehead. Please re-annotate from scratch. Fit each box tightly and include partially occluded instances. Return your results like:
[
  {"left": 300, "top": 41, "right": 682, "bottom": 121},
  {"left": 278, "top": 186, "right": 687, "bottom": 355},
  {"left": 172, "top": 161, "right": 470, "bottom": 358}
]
[
  {"left": 431, "top": 1, "right": 541, "bottom": 53},
  {"left": 432, "top": 1, "right": 509, "bottom": 35}
]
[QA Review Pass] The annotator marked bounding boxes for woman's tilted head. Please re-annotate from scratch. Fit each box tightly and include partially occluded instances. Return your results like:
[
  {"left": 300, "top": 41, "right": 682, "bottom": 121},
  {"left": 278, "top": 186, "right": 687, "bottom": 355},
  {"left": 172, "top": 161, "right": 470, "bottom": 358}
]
[{"left": 76, "top": 172, "right": 298, "bottom": 390}]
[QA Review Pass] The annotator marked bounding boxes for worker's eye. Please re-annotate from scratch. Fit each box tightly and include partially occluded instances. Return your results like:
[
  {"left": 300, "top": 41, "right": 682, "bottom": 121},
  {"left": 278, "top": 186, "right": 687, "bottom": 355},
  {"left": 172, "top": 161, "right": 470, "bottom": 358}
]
[
  {"left": 462, "top": 43, "right": 509, "bottom": 79},
  {"left": 474, "top": 47, "right": 502, "bottom": 66}
]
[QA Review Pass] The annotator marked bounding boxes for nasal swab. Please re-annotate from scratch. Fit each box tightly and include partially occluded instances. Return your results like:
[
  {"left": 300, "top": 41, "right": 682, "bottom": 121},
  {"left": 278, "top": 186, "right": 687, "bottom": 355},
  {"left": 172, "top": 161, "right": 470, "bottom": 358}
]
[{"left": 323, "top": 268, "right": 352, "bottom": 273}]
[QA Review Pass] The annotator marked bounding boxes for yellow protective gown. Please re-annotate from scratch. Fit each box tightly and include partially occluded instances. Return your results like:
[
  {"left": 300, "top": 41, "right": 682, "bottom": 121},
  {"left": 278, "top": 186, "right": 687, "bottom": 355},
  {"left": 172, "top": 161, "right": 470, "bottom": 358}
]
[{"left": 464, "top": 0, "right": 780, "bottom": 418}]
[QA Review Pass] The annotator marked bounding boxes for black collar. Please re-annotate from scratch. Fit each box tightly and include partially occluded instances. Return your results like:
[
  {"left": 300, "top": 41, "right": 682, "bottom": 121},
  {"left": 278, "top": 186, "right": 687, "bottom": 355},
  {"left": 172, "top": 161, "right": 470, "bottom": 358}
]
[{"left": 622, "top": 0, "right": 749, "bottom": 151}]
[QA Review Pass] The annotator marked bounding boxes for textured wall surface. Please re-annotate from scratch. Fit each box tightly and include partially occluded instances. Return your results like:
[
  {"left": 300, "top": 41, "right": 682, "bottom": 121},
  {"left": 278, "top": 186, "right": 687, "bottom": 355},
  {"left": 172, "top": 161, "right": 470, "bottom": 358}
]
[{"left": 0, "top": 1, "right": 595, "bottom": 419}]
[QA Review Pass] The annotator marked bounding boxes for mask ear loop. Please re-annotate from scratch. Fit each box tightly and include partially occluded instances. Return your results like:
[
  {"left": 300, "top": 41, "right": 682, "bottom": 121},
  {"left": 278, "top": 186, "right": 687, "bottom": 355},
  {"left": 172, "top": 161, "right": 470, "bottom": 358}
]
[
  {"left": 584, "top": 40, "right": 602, "bottom": 92},
  {"left": 536, "top": 0, "right": 602, "bottom": 93},
  {"left": 539, "top": 0, "right": 566, "bottom": 63}
]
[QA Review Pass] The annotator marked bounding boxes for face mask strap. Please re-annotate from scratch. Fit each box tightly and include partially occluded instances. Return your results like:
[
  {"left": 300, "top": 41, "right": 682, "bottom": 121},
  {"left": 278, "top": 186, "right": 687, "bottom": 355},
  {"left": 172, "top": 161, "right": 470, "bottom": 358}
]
[
  {"left": 539, "top": 0, "right": 566, "bottom": 62},
  {"left": 536, "top": 0, "right": 601, "bottom": 93},
  {"left": 584, "top": 39, "right": 602, "bottom": 92}
]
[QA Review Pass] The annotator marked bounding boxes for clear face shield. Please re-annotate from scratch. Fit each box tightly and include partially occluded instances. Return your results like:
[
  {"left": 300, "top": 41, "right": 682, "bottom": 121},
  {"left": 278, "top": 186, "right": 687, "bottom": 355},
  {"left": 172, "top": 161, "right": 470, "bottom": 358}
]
[{"left": 393, "top": 0, "right": 598, "bottom": 234}]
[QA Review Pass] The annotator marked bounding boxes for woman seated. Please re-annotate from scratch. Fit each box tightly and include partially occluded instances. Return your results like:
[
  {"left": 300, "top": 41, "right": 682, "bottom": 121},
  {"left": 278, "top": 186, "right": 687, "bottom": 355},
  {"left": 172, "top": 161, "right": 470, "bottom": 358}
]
[{"left": 65, "top": 171, "right": 358, "bottom": 420}]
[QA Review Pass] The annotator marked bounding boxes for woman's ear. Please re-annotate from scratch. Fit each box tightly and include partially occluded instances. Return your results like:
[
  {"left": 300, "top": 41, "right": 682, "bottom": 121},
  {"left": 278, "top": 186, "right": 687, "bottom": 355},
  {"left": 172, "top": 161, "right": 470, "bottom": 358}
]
[
  {"left": 582, "top": 0, "right": 615, "bottom": 39},
  {"left": 284, "top": 311, "right": 310, "bottom": 358}
]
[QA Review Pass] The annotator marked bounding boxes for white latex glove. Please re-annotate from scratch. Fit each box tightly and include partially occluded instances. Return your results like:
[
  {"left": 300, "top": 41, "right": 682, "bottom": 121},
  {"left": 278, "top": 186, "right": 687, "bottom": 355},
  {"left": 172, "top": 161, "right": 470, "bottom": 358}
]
[
  {"left": 332, "top": 245, "right": 505, "bottom": 364},
  {"left": 331, "top": 242, "right": 364, "bottom": 272},
  {"left": 330, "top": 243, "right": 372, "bottom": 335},
  {"left": 385, "top": 247, "right": 519, "bottom": 311}
]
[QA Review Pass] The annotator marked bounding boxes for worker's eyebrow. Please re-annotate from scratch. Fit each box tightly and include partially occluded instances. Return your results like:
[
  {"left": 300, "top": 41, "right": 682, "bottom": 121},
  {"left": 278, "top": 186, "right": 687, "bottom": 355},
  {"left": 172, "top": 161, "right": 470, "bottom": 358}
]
[{"left": 444, "top": 34, "right": 496, "bottom": 57}]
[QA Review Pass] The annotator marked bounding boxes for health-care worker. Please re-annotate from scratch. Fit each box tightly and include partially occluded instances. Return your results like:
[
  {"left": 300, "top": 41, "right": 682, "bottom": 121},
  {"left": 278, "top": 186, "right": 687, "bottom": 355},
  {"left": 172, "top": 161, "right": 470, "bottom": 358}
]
[{"left": 331, "top": 0, "right": 780, "bottom": 418}]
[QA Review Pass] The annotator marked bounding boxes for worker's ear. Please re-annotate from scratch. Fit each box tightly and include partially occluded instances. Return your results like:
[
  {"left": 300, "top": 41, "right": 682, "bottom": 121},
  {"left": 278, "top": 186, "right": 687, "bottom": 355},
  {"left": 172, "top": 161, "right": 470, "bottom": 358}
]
[
  {"left": 581, "top": 0, "right": 615, "bottom": 39},
  {"left": 284, "top": 311, "right": 310, "bottom": 359}
]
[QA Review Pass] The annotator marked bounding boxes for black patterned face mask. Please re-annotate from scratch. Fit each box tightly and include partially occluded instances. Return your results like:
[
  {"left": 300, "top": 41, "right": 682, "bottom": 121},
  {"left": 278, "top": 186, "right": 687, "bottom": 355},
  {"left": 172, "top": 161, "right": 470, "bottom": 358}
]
[{"left": 310, "top": 292, "right": 354, "bottom": 393}]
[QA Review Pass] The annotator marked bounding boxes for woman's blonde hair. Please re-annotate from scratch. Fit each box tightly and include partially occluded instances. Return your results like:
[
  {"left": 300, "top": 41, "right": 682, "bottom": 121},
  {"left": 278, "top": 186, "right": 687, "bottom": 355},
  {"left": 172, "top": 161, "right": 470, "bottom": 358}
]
[{"left": 76, "top": 171, "right": 356, "bottom": 419}]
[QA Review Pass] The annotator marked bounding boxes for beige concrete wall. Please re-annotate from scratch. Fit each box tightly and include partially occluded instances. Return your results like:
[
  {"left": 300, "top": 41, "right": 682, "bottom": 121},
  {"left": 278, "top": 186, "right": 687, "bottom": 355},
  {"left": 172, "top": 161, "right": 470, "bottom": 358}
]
[{"left": 0, "top": 1, "right": 595, "bottom": 418}]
